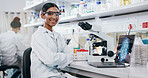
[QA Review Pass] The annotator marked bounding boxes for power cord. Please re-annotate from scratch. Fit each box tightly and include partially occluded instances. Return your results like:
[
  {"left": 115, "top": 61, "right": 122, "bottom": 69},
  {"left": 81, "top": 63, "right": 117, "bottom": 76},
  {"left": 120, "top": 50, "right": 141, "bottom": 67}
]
[{"left": 72, "top": 29, "right": 83, "bottom": 48}]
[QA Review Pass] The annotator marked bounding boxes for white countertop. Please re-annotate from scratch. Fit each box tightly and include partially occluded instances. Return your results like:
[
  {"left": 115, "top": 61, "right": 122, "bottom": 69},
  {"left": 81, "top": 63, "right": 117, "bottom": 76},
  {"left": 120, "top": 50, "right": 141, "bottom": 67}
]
[
  {"left": 129, "top": 64, "right": 148, "bottom": 78},
  {"left": 67, "top": 61, "right": 148, "bottom": 78}
]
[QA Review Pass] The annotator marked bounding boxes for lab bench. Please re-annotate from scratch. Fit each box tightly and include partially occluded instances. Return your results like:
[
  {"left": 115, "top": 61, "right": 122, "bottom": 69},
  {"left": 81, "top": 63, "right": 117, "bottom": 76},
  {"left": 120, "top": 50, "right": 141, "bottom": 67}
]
[{"left": 62, "top": 61, "right": 148, "bottom": 78}]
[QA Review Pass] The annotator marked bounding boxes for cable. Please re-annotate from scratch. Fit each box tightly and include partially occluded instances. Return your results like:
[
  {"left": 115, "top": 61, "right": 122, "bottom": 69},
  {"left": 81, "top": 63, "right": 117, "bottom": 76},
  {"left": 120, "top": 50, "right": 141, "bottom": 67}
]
[
  {"left": 72, "top": 33, "right": 83, "bottom": 48},
  {"left": 71, "top": 29, "right": 83, "bottom": 48}
]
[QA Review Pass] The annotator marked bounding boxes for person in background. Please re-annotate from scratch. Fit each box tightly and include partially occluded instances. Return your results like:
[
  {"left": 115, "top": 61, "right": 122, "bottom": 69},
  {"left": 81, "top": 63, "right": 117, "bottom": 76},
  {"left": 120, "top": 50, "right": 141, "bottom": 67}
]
[
  {"left": 0, "top": 17, "right": 25, "bottom": 71},
  {"left": 31, "top": 3, "right": 75, "bottom": 78}
]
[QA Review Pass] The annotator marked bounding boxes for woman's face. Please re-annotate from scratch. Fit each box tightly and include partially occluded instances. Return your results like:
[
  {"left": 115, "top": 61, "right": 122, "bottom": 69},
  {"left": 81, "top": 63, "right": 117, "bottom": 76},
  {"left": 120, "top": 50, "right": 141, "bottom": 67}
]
[
  {"left": 44, "top": 7, "right": 59, "bottom": 27},
  {"left": 12, "top": 27, "right": 20, "bottom": 33}
]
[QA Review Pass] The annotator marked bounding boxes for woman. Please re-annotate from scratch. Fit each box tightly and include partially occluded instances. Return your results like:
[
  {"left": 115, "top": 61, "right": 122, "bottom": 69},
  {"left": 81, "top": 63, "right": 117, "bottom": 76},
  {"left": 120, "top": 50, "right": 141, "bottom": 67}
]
[
  {"left": 0, "top": 17, "right": 25, "bottom": 68},
  {"left": 31, "top": 3, "right": 74, "bottom": 78}
]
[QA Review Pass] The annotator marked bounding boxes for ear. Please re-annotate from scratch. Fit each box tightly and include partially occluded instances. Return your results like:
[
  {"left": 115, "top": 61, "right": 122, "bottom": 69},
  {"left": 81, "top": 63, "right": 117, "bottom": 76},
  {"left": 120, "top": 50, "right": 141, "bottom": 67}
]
[{"left": 40, "top": 11, "right": 46, "bottom": 19}]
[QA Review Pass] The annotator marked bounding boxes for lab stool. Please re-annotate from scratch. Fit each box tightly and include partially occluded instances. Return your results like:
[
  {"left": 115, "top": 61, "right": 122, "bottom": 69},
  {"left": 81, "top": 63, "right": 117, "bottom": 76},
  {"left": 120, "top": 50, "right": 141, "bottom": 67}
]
[{"left": 0, "top": 65, "right": 20, "bottom": 78}]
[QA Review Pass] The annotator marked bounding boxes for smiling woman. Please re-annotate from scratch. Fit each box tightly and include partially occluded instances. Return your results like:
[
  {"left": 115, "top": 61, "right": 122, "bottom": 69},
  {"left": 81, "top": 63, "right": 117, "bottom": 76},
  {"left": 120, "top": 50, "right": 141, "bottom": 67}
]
[
  {"left": 40, "top": 3, "right": 60, "bottom": 31},
  {"left": 30, "top": 3, "right": 76, "bottom": 78}
]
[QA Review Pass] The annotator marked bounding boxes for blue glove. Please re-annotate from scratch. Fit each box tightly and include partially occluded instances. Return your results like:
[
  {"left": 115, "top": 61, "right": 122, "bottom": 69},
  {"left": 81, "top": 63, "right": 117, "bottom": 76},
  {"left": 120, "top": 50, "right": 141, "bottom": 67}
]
[{"left": 53, "top": 65, "right": 58, "bottom": 68}]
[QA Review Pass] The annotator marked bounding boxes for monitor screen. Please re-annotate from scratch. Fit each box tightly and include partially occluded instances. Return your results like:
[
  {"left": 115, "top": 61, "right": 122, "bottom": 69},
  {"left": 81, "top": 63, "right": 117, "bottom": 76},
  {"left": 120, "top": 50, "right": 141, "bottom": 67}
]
[{"left": 117, "top": 35, "right": 135, "bottom": 63}]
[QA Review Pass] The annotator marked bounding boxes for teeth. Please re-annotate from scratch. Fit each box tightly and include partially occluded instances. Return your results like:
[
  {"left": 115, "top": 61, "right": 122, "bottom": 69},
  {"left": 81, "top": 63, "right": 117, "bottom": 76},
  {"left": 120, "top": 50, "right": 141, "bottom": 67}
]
[{"left": 51, "top": 20, "right": 56, "bottom": 22}]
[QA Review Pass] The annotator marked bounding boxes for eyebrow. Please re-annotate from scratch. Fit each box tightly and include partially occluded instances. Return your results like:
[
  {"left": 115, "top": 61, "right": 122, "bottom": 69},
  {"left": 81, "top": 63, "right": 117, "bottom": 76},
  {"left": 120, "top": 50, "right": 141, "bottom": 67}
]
[{"left": 46, "top": 11, "right": 59, "bottom": 12}]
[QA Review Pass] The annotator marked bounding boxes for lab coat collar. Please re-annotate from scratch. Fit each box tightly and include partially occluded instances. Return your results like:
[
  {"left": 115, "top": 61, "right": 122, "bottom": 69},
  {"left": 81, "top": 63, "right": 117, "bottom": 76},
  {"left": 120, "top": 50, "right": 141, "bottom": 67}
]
[
  {"left": 39, "top": 26, "right": 59, "bottom": 39},
  {"left": 8, "top": 30, "right": 15, "bottom": 34}
]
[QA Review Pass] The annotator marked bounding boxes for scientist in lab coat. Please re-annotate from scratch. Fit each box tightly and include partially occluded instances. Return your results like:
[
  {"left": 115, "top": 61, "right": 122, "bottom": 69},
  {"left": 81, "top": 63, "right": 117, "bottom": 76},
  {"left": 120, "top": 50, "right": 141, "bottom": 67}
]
[
  {"left": 0, "top": 17, "right": 25, "bottom": 68},
  {"left": 31, "top": 3, "right": 74, "bottom": 78}
]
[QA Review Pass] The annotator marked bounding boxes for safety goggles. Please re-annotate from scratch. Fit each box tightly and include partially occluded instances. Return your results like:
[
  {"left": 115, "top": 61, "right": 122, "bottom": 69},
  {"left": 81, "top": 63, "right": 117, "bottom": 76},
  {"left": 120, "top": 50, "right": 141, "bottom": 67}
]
[{"left": 44, "top": 11, "right": 61, "bottom": 16}]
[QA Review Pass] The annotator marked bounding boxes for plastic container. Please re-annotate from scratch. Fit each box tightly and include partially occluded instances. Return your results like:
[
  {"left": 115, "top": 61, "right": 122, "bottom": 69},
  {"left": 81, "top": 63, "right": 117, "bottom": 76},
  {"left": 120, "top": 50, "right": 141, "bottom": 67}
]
[
  {"left": 106, "top": 0, "right": 113, "bottom": 9},
  {"left": 131, "top": 44, "right": 148, "bottom": 66},
  {"left": 95, "top": 0, "right": 101, "bottom": 11},
  {"left": 90, "top": 0, "right": 95, "bottom": 12},
  {"left": 73, "top": 49, "right": 89, "bottom": 60},
  {"left": 85, "top": 0, "right": 92, "bottom": 13},
  {"left": 79, "top": 0, "right": 85, "bottom": 15},
  {"left": 113, "top": 0, "right": 121, "bottom": 8},
  {"left": 131, "top": 0, "right": 141, "bottom": 4},
  {"left": 83, "top": 4, "right": 87, "bottom": 14},
  {"left": 62, "top": 5, "right": 65, "bottom": 17},
  {"left": 85, "top": 39, "right": 90, "bottom": 50},
  {"left": 121, "top": 0, "right": 131, "bottom": 6},
  {"left": 101, "top": 0, "right": 107, "bottom": 10}
]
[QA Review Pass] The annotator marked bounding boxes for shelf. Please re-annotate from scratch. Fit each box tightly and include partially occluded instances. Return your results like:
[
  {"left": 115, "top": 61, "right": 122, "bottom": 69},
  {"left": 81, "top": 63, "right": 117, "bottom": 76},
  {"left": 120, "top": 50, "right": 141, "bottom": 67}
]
[
  {"left": 59, "top": 15, "right": 95, "bottom": 23},
  {"left": 23, "top": 22, "right": 43, "bottom": 27},
  {"left": 23, "top": 0, "right": 79, "bottom": 11},
  {"left": 24, "top": 1, "right": 148, "bottom": 27},
  {"left": 24, "top": 15, "right": 94, "bottom": 27},
  {"left": 81, "top": 1, "right": 148, "bottom": 18},
  {"left": 55, "top": 0, "right": 79, "bottom": 3},
  {"left": 23, "top": 0, "right": 44, "bottom": 11},
  {"left": 59, "top": 15, "right": 78, "bottom": 22},
  {"left": 60, "top": 1, "right": 148, "bottom": 23}
]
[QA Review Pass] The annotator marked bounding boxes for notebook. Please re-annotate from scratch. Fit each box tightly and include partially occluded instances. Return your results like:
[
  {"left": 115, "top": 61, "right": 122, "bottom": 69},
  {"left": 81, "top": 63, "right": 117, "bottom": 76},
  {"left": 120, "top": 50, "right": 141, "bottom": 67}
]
[{"left": 87, "top": 35, "right": 135, "bottom": 68}]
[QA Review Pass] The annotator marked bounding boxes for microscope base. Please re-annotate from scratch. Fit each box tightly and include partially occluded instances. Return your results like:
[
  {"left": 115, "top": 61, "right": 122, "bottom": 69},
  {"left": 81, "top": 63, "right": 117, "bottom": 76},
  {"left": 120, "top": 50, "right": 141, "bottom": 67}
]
[{"left": 88, "top": 55, "right": 114, "bottom": 62}]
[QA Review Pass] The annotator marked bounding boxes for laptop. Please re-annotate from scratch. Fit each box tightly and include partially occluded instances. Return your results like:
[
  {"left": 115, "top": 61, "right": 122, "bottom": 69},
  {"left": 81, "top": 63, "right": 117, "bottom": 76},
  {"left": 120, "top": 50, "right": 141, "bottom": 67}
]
[{"left": 87, "top": 35, "right": 135, "bottom": 68}]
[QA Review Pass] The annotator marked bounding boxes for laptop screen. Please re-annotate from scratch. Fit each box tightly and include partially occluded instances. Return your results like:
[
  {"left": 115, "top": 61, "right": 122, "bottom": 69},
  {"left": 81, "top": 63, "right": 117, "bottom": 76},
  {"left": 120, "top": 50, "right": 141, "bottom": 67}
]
[
  {"left": 117, "top": 35, "right": 135, "bottom": 63},
  {"left": 142, "top": 39, "right": 148, "bottom": 44}
]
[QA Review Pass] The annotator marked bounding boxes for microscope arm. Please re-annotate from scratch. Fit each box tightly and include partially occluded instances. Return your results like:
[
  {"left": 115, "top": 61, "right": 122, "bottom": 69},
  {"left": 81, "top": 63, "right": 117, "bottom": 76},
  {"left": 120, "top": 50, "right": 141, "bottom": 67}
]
[
  {"left": 88, "top": 30, "right": 115, "bottom": 52},
  {"left": 78, "top": 22, "right": 115, "bottom": 52}
]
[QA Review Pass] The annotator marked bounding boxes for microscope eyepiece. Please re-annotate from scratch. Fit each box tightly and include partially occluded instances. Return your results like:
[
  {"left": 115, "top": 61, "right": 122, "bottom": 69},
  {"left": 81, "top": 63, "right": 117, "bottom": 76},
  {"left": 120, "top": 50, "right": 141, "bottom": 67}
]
[
  {"left": 78, "top": 22, "right": 84, "bottom": 27},
  {"left": 78, "top": 22, "right": 92, "bottom": 30}
]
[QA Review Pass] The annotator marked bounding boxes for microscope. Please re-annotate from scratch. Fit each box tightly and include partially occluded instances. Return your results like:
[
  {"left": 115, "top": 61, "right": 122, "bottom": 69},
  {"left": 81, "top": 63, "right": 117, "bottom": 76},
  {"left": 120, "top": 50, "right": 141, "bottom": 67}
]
[{"left": 78, "top": 22, "right": 115, "bottom": 62}]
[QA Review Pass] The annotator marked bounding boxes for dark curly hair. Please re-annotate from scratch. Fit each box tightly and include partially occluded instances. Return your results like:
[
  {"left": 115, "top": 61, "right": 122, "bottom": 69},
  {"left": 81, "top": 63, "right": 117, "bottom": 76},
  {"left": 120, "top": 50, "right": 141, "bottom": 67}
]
[
  {"left": 10, "top": 17, "right": 21, "bottom": 28},
  {"left": 41, "top": 3, "right": 59, "bottom": 13}
]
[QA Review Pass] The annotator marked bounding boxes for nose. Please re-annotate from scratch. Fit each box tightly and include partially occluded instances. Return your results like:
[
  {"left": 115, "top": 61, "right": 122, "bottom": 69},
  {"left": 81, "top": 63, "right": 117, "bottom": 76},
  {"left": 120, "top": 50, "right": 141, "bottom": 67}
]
[
  {"left": 52, "top": 14, "right": 58, "bottom": 19},
  {"left": 53, "top": 13, "right": 58, "bottom": 17},
  {"left": 52, "top": 15, "right": 59, "bottom": 21}
]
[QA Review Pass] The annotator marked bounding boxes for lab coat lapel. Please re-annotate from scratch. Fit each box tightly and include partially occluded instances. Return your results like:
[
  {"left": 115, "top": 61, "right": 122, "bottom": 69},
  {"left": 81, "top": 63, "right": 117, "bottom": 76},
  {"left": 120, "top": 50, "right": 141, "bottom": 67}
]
[
  {"left": 40, "top": 26, "right": 55, "bottom": 39},
  {"left": 51, "top": 30, "right": 59, "bottom": 40},
  {"left": 39, "top": 26, "right": 58, "bottom": 52},
  {"left": 49, "top": 30, "right": 60, "bottom": 53}
]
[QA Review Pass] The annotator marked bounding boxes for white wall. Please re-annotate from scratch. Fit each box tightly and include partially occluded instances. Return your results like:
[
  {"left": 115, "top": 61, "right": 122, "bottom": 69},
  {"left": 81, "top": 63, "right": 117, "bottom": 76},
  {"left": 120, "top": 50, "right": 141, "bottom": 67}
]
[
  {"left": 0, "top": 0, "right": 25, "bottom": 12},
  {"left": 95, "top": 12, "right": 148, "bottom": 33}
]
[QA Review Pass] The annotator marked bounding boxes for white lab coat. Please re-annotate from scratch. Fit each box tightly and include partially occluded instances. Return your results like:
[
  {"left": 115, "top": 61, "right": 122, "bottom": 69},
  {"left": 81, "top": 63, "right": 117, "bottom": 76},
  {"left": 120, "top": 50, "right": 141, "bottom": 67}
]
[
  {"left": 0, "top": 30, "right": 25, "bottom": 66},
  {"left": 31, "top": 26, "right": 73, "bottom": 78}
]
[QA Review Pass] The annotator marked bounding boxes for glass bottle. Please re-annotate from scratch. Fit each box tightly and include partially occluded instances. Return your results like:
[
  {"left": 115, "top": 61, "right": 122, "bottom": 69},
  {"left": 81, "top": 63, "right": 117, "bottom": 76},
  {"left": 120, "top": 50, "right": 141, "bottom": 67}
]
[{"left": 121, "top": 0, "right": 131, "bottom": 6}]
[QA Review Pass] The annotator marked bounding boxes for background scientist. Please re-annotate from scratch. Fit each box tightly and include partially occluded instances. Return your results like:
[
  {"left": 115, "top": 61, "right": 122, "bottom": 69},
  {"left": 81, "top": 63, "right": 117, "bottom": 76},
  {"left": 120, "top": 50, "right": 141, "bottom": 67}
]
[{"left": 0, "top": 17, "right": 25, "bottom": 69}]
